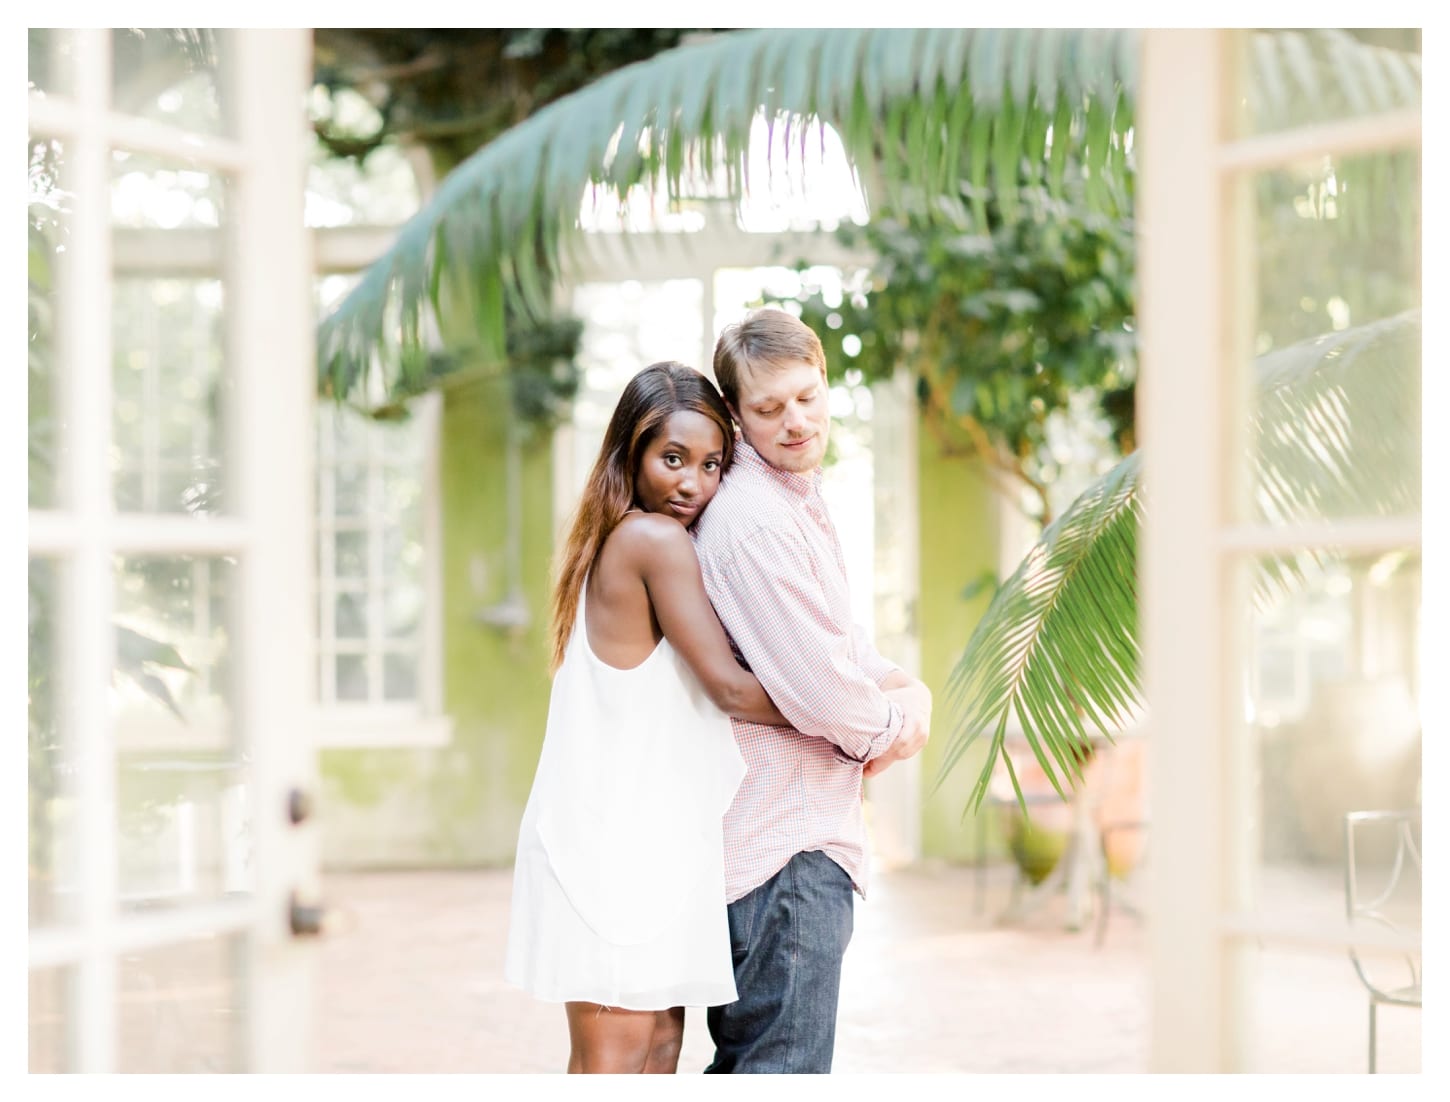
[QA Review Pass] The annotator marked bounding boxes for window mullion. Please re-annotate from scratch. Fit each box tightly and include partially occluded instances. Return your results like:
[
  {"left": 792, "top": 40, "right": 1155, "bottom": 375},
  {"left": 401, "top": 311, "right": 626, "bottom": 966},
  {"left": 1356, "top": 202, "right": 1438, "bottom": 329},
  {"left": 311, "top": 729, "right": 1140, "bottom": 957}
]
[
  {"left": 61, "top": 27, "right": 119, "bottom": 1074},
  {"left": 317, "top": 409, "right": 337, "bottom": 706},
  {"left": 1218, "top": 108, "right": 1420, "bottom": 173},
  {"left": 367, "top": 430, "right": 384, "bottom": 704}
]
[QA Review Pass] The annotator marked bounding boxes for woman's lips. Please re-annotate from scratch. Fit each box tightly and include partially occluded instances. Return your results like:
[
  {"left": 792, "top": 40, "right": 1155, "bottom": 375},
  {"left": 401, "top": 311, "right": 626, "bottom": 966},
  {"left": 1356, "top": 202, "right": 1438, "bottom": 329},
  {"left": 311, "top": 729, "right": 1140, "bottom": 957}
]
[{"left": 668, "top": 500, "right": 699, "bottom": 517}]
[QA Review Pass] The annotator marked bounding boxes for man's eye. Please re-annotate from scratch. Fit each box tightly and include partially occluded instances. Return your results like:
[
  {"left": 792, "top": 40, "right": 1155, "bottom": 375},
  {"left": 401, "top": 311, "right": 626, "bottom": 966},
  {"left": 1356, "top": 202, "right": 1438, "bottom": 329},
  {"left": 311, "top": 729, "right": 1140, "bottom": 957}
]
[{"left": 756, "top": 407, "right": 780, "bottom": 417}]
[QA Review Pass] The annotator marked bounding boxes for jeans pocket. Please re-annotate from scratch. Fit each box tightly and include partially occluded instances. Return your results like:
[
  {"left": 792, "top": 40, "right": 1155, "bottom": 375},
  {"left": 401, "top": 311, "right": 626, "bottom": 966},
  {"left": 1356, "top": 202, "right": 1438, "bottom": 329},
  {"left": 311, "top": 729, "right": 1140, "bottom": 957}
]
[{"left": 727, "top": 883, "right": 760, "bottom": 963}]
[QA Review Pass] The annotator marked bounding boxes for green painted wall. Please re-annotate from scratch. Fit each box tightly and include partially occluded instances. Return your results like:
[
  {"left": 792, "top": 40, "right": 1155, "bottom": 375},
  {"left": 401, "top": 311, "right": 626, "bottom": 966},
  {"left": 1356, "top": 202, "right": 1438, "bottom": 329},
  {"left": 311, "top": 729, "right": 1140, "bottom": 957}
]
[
  {"left": 318, "top": 376, "right": 554, "bottom": 868},
  {"left": 915, "top": 436, "right": 1007, "bottom": 864}
]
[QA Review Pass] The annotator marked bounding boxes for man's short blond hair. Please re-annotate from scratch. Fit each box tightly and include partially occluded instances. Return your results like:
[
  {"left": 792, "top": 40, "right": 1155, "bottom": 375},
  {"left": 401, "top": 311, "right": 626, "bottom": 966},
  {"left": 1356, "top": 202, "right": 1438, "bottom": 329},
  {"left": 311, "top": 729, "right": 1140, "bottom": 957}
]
[{"left": 712, "top": 308, "right": 827, "bottom": 410}]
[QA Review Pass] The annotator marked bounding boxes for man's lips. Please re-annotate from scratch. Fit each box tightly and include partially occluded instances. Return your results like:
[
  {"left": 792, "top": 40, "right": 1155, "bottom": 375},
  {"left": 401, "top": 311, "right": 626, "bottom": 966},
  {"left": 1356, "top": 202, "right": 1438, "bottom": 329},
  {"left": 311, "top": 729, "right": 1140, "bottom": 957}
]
[{"left": 780, "top": 435, "right": 814, "bottom": 449}]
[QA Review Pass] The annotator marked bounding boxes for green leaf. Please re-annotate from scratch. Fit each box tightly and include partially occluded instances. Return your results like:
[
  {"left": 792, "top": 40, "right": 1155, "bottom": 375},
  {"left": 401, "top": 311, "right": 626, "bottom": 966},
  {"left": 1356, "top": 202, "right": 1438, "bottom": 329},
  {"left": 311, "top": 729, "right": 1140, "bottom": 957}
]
[
  {"left": 314, "top": 27, "right": 1416, "bottom": 408},
  {"left": 937, "top": 310, "right": 1420, "bottom": 812}
]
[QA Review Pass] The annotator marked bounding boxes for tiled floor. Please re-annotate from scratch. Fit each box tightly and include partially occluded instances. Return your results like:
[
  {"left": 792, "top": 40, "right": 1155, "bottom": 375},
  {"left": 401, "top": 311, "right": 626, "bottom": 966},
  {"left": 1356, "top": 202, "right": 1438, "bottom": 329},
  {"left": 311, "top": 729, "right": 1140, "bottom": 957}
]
[
  {"left": 313, "top": 861, "right": 1153, "bottom": 1074},
  {"left": 314, "top": 858, "right": 1424, "bottom": 1075}
]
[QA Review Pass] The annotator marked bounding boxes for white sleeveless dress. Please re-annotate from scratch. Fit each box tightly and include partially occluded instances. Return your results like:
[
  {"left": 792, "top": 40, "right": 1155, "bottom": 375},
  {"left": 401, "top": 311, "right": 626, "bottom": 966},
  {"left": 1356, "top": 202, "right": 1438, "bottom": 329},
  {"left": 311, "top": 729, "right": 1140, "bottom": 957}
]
[{"left": 503, "top": 584, "right": 747, "bottom": 1009}]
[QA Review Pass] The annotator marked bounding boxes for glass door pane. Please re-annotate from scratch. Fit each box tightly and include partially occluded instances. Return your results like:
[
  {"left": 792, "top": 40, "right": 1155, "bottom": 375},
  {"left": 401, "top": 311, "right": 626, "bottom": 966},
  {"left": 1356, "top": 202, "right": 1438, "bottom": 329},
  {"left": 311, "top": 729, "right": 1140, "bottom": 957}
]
[
  {"left": 111, "top": 29, "right": 228, "bottom": 136},
  {"left": 29, "top": 557, "right": 77, "bottom": 930},
  {"left": 117, "top": 933, "right": 249, "bottom": 1071},
  {"left": 1240, "top": 147, "right": 1421, "bottom": 528},
  {"left": 114, "top": 555, "right": 251, "bottom": 910},
  {"left": 28, "top": 135, "right": 67, "bottom": 510}
]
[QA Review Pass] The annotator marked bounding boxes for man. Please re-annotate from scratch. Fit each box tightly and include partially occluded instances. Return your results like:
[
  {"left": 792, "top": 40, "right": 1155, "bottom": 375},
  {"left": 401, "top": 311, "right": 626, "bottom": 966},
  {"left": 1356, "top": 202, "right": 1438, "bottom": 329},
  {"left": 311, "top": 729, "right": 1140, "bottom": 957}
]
[{"left": 693, "top": 307, "right": 933, "bottom": 1074}]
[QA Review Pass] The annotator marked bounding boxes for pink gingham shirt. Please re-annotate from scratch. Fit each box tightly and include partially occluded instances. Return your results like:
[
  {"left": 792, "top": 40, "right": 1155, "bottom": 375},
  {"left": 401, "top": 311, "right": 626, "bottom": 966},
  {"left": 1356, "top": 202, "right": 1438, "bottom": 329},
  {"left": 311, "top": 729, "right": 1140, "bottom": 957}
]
[{"left": 693, "top": 442, "right": 904, "bottom": 903}]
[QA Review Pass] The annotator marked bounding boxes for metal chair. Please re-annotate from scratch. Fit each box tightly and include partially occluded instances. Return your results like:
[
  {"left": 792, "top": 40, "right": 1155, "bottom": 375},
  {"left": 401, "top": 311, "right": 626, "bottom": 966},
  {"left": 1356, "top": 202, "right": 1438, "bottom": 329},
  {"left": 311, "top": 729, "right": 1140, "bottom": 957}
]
[{"left": 1343, "top": 808, "right": 1422, "bottom": 1073}]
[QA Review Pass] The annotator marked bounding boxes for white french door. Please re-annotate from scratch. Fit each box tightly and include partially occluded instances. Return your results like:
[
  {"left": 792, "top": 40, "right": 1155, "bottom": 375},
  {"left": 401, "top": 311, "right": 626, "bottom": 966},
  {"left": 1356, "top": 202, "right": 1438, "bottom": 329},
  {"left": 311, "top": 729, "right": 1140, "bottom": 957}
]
[
  {"left": 1139, "top": 29, "right": 1422, "bottom": 1071},
  {"left": 28, "top": 29, "right": 318, "bottom": 1071}
]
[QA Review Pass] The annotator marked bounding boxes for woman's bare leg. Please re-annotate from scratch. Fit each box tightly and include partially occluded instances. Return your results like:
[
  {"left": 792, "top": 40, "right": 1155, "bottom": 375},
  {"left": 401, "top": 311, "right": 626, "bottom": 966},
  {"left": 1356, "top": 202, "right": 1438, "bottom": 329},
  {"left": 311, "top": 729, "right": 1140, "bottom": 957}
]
[
  {"left": 564, "top": 1002, "right": 656, "bottom": 1073},
  {"left": 642, "top": 1007, "right": 685, "bottom": 1073}
]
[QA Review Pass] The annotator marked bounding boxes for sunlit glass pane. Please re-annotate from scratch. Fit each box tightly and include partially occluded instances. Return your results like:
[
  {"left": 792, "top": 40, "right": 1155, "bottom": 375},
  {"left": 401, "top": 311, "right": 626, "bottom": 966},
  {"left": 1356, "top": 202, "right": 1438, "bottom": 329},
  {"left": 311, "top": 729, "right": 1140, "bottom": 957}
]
[
  {"left": 28, "top": 137, "right": 68, "bottom": 510},
  {"left": 1240, "top": 29, "right": 1421, "bottom": 138},
  {"left": 29, "top": 966, "right": 76, "bottom": 1072},
  {"left": 1240, "top": 149, "right": 1420, "bottom": 526},
  {"left": 28, "top": 29, "right": 76, "bottom": 99},
  {"left": 111, "top": 28, "right": 227, "bottom": 137},
  {"left": 29, "top": 558, "right": 79, "bottom": 930},
  {"left": 114, "top": 556, "right": 251, "bottom": 912},
  {"left": 117, "top": 933, "right": 248, "bottom": 1071}
]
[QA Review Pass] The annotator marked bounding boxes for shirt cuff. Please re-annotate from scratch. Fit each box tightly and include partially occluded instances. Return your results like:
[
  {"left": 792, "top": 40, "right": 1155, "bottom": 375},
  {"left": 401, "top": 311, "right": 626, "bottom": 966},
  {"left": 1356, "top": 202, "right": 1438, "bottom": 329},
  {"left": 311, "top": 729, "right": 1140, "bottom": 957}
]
[{"left": 837, "top": 698, "right": 905, "bottom": 764}]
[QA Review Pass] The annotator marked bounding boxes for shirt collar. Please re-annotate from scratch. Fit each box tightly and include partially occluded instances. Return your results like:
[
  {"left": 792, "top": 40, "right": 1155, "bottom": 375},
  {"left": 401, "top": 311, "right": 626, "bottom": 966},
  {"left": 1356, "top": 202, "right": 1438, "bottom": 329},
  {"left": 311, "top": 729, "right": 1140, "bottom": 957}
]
[{"left": 732, "top": 438, "right": 823, "bottom": 497}]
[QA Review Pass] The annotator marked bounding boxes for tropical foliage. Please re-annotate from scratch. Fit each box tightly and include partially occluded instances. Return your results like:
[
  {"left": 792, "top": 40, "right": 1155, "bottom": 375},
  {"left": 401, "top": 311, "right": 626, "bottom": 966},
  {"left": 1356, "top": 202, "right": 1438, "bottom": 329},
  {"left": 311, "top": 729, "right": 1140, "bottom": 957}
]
[
  {"left": 310, "top": 30, "right": 708, "bottom": 426},
  {"left": 939, "top": 308, "right": 1420, "bottom": 811},
  {"left": 314, "top": 27, "right": 1421, "bottom": 807},
  {"left": 794, "top": 177, "right": 1136, "bottom": 525}
]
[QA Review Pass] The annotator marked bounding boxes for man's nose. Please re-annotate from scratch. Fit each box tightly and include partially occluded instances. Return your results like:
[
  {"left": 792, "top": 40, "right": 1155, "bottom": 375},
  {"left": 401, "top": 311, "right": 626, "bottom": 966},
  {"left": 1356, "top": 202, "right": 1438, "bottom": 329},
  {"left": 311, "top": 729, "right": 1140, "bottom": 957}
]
[{"left": 782, "top": 404, "right": 807, "bottom": 434}]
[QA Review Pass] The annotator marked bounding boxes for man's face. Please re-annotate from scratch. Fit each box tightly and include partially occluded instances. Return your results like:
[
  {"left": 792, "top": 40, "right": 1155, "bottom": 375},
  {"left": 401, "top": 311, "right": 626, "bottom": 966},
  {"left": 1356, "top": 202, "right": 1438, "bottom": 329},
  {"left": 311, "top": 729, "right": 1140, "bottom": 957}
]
[{"left": 730, "top": 358, "right": 830, "bottom": 474}]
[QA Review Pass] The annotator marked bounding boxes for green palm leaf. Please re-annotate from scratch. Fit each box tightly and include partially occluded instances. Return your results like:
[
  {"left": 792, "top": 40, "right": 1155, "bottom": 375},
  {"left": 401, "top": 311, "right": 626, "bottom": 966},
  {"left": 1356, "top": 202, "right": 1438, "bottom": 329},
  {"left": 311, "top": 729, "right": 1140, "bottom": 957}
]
[
  {"left": 939, "top": 310, "right": 1420, "bottom": 813},
  {"left": 317, "top": 28, "right": 1417, "bottom": 408},
  {"left": 1253, "top": 308, "right": 1420, "bottom": 527},
  {"left": 938, "top": 450, "right": 1142, "bottom": 816},
  {"left": 317, "top": 27, "right": 1141, "bottom": 404}
]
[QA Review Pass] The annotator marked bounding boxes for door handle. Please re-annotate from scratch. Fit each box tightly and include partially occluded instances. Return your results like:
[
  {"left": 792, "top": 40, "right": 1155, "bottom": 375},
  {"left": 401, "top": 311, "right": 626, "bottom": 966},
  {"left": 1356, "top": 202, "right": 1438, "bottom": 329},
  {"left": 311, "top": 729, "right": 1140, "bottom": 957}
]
[
  {"left": 288, "top": 889, "right": 343, "bottom": 938},
  {"left": 287, "top": 787, "right": 314, "bottom": 825}
]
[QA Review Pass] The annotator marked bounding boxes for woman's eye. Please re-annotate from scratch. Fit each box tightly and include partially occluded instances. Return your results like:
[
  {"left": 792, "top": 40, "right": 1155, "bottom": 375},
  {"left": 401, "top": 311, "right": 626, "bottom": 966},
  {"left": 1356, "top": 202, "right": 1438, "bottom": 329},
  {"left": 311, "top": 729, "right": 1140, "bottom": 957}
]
[
  {"left": 704, "top": 460, "right": 720, "bottom": 472},
  {"left": 664, "top": 454, "right": 682, "bottom": 467}
]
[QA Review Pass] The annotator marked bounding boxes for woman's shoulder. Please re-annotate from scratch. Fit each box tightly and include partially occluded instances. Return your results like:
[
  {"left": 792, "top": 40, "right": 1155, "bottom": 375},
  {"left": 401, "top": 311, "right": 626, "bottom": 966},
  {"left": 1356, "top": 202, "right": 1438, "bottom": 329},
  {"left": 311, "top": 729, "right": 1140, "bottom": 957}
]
[{"left": 605, "top": 511, "right": 695, "bottom": 566}]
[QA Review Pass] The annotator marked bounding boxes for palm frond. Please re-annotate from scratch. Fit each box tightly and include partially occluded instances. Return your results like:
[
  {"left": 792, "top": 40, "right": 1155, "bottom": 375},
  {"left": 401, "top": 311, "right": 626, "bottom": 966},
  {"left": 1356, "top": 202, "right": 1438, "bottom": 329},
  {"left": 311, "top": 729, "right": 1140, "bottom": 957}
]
[
  {"left": 317, "top": 28, "right": 1418, "bottom": 406},
  {"left": 317, "top": 27, "right": 1141, "bottom": 403},
  {"left": 1253, "top": 308, "right": 1420, "bottom": 526},
  {"left": 937, "top": 452, "right": 1142, "bottom": 816},
  {"left": 940, "top": 310, "right": 1420, "bottom": 812},
  {"left": 1248, "top": 29, "right": 1421, "bottom": 132}
]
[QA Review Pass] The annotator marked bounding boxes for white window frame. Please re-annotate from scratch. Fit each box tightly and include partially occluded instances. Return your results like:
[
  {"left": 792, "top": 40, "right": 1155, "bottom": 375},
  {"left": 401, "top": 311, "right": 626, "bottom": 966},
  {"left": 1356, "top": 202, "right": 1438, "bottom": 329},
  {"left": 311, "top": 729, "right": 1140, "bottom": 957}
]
[
  {"left": 26, "top": 28, "right": 316, "bottom": 1072},
  {"left": 98, "top": 172, "right": 453, "bottom": 753},
  {"left": 309, "top": 381, "right": 450, "bottom": 750},
  {"left": 1138, "top": 29, "right": 1422, "bottom": 1071}
]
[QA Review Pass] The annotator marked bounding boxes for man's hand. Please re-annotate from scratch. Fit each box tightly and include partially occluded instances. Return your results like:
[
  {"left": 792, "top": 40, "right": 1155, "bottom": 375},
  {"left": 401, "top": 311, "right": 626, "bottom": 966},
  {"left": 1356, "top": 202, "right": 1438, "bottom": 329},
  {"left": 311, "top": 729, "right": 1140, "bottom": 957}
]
[{"left": 864, "top": 680, "right": 933, "bottom": 779}]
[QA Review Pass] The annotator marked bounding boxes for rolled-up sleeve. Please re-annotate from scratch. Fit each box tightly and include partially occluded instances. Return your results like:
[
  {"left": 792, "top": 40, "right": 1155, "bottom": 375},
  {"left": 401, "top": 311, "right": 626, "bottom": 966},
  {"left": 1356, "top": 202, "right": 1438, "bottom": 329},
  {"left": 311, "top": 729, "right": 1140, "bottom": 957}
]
[{"left": 705, "top": 526, "right": 902, "bottom": 763}]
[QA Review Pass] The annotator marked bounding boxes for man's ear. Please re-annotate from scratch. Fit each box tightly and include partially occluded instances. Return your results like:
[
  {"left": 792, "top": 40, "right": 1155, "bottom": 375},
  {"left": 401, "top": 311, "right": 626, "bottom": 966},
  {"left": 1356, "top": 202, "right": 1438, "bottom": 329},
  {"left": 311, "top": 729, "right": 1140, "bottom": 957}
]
[{"left": 726, "top": 403, "right": 741, "bottom": 426}]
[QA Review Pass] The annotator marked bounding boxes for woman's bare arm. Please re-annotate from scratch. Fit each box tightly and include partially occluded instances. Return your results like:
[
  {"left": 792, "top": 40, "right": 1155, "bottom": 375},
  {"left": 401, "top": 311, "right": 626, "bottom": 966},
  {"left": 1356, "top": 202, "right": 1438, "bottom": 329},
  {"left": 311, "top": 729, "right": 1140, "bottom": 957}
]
[{"left": 617, "top": 514, "right": 789, "bottom": 726}]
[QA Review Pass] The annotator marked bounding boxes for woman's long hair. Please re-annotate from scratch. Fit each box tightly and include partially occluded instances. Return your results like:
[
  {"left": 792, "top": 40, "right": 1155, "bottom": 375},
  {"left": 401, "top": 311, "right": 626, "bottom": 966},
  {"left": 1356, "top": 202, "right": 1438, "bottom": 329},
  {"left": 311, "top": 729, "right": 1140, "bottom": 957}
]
[{"left": 549, "top": 361, "right": 735, "bottom": 673}]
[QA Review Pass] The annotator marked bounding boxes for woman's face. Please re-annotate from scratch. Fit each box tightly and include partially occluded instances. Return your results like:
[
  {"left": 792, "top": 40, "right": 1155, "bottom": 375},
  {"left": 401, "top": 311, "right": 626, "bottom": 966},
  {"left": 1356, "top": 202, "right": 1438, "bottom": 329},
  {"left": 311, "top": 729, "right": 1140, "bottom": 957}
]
[{"left": 634, "top": 409, "right": 726, "bottom": 527}]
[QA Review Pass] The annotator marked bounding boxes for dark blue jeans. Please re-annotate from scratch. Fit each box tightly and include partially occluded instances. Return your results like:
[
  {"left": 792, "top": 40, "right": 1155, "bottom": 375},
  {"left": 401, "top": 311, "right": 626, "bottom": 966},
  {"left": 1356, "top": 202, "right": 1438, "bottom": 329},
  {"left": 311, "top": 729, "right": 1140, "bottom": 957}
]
[{"left": 704, "top": 849, "right": 855, "bottom": 1073}]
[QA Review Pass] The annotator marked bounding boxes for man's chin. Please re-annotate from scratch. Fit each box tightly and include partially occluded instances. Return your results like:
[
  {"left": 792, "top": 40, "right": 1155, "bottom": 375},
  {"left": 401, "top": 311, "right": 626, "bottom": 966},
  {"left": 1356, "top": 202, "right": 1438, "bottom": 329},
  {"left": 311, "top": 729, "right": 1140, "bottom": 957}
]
[{"left": 770, "top": 445, "right": 822, "bottom": 472}]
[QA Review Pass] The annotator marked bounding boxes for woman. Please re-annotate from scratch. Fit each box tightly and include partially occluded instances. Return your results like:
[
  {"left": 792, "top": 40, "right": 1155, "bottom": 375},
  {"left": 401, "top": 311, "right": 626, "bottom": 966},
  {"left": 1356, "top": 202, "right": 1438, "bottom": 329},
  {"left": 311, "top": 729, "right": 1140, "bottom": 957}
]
[{"left": 504, "top": 361, "right": 788, "bottom": 1073}]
